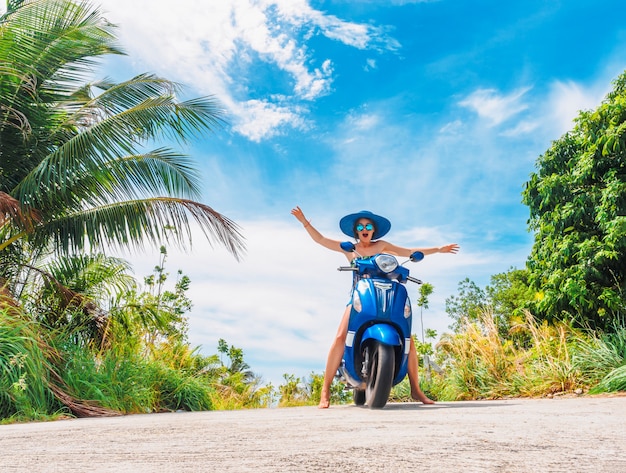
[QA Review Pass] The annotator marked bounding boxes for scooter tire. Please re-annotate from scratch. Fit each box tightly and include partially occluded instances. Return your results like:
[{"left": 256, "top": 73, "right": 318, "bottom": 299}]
[
  {"left": 353, "top": 389, "right": 366, "bottom": 406},
  {"left": 365, "top": 342, "right": 395, "bottom": 409}
]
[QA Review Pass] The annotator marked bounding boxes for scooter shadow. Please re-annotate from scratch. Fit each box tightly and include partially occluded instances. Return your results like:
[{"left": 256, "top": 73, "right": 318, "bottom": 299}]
[{"left": 354, "top": 401, "right": 516, "bottom": 411}]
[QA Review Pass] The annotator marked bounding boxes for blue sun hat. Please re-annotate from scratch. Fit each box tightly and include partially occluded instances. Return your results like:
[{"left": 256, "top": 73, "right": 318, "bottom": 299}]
[{"left": 339, "top": 210, "right": 391, "bottom": 240}]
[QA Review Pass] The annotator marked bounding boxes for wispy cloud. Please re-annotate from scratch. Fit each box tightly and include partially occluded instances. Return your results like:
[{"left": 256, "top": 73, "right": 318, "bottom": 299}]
[
  {"left": 500, "top": 119, "right": 540, "bottom": 137},
  {"left": 99, "top": 0, "right": 397, "bottom": 142},
  {"left": 459, "top": 87, "right": 531, "bottom": 126},
  {"left": 364, "top": 58, "right": 378, "bottom": 71},
  {"left": 459, "top": 72, "right": 619, "bottom": 140},
  {"left": 545, "top": 79, "right": 611, "bottom": 136}
]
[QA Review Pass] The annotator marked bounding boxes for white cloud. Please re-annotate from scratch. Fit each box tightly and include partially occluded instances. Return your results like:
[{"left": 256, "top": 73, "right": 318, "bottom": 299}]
[
  {"left": 231, "top": 99, "right": 308, "bottom": 142},
  {"left": 500, "top": 119, "right": 540, "bottom": 137},
  {"left": 439, "top": 119, "right": 464, "bottom": 135},
  {"left": 459, "top": 87, "right": 531, "bottom": 126},
  {"left": 349, "top": 111, "right": 381, "bottom": 131},
  {"left": 365, "top": 58, "right": 377, "bottom": 71},
  {"left": 273, "top": 1, "right": 373, "bottom": 49},
  {"left": 546, "top": 79, "right": 611, "bottom": 136},
  {"left": 315, "top": 14, "right": 375, "bottom": 49},
  {"left": 96, "top": 0, "right": 395, "bottom": 142},
  {"left": 276, "top": 2, "right": 400, "bottom": 51},
  {"left": 459, "top": 73, "right": 618, "bottom": 140},
  {"left": 478, "top": 74, "right": 619, "bottom": 142}
]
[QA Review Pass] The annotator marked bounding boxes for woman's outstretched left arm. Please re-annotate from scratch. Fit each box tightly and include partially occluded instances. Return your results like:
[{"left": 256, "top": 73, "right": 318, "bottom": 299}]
[{"left": 381, "top": 242, "right": 460, "bottom": 257}]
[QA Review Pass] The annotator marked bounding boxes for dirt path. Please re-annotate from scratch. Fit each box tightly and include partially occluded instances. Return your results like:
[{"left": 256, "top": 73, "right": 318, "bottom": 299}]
[{"left": 1, "top": 396, "right": 625, "bottom": 472}]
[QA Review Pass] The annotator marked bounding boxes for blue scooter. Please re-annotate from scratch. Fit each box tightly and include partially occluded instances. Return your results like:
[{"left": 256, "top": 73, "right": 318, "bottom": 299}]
[{"left": 337, "top": 241, "right": 424, "bottom": 408}]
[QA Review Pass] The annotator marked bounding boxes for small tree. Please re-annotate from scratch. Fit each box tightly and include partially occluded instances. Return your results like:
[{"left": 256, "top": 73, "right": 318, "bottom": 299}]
[
  {"left": 112, "top": 246, "right": 193, "bottom": 352},
  {"left": 416, "top": 282, "right": 434, "bottom": 348},
  {"left": 445, "top": 278, "right": 488, "bottom": 332},
  {"left": 445, "top": 269, "right": 534, "bottom": 338}
]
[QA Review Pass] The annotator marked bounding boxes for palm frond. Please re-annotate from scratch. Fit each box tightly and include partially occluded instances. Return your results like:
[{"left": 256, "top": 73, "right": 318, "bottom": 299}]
[
  {"left": 45, "top": 253, "right": 136, "bottom": 301},
  {"left": 15, "top": 83, "right": 225, "bottom": 200},
  {"left": 1, "top": 0, "right": 123, "bottom": 89},
  {"left": 0, "top": 190, "right": 40, "bottom": 230},
  {"left": 16, "top": 148, "right": 203, "bottom": 216},
  {"left": 33, "top": 197, "right": 246, "bottom": 260}
]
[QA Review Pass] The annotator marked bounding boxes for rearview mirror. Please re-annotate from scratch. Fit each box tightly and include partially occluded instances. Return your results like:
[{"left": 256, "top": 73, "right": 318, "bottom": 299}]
[{"left": 410, "top": 251, "right": 424, "bottom": 262}]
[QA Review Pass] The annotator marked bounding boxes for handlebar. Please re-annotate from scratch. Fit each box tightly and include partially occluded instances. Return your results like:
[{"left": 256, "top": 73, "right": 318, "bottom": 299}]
[{"left": 338, "top": 267, "right": 422, "bottom": 284}]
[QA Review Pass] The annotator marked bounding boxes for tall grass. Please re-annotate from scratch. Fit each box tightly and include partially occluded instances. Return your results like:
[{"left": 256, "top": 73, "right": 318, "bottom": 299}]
[
  {"left": 56, "top": 340, "right": 219, "bottom": 413},
  {"left": 513, "top": 312, "right": 583, "bottom": 396},
  {"left": 575, "top": 327, "right": 626, "bottom": 393},
  {"left": 592, "top": 365, "right": 626, "bottom": 392},
  {"left": 0, "top": 310, "right": 56, "bottom": 421},
  {"left": 428, "top": 310, "right": 620, "bottom": 400},
  {"left": 59, "top": 344, "right": 158, "bottom": 413}
]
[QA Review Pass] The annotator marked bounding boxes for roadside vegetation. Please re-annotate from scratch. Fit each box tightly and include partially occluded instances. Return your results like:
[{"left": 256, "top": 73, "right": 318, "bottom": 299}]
[
  {"left": 0, "top": 0, "right": 249, "bottom": 421},
  {"left": 391, "top": 282, "right": 626, "bottom": 403},
  {"left": 1, "top": 0, "right": 625, "bottom": 422}
]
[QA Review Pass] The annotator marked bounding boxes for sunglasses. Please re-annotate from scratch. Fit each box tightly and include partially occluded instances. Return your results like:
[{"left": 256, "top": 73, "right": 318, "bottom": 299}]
[{"left": 356, "top": 223, "right": 374, "bottom": 232}]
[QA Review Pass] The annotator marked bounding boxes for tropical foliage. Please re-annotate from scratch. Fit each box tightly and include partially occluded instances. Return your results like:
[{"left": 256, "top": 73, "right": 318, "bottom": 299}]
[
  {"left": 0, "top": 0, "right": 254, "bottom": 421},
  {"left": 404, "top": 265, "right": 626, "bottom": 401},
  {"left": 0, "top": 309, "right": 55, "bottom": 419},
  {"left": 522, "top": 71, "right": 626, "bottom": 331}
]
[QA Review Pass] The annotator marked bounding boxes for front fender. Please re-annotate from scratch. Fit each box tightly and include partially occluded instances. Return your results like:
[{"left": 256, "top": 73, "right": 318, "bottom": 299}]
[{"left": 361, "top": 324, "right": 402, "bottom": 346}]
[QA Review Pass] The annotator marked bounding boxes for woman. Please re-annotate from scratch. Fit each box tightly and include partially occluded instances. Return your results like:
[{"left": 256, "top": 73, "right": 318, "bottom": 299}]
[{"left": 291, "top": 206, "right": 459, "bottom": 408}]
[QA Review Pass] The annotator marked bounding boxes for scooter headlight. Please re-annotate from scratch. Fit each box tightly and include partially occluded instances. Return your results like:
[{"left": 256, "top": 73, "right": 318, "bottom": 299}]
[{"left": 374, "top": 254, "right": 398, "bottom": 273}]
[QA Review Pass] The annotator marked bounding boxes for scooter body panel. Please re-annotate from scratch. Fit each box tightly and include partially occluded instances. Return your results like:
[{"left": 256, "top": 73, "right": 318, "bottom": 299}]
[{"left": 340, "top": 275, "right": 413, "bottom": 389}]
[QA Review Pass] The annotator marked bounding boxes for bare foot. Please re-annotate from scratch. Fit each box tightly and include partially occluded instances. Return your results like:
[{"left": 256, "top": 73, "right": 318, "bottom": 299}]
[
  {"left": 318, "top": 390, "right": 330, "bottom": 409},
  {"left": 411, "top": 389, "right": 435, "bottom": 405}
]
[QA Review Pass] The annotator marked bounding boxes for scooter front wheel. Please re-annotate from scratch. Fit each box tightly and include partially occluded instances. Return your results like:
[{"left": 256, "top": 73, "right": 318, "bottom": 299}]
[{"left": 365, "top": 342, "right": 395, "bottom": 409}]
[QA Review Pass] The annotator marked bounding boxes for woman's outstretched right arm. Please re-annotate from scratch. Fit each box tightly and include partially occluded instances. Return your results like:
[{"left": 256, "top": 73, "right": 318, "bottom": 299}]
[{"left": 291, "top": 206, "right": 344, "bottom": 252}]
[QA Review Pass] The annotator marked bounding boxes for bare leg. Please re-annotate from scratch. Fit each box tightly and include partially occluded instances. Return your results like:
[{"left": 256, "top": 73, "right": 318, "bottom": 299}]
[
  {"left": 319, "top": 305, "right": 351, "bottom": 408},
  {"left": 407, "top": 336, "right": 435, "bottom": 404}
]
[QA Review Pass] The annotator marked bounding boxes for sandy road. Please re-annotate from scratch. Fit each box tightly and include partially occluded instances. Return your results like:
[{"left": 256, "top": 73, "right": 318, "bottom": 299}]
[{"left": 1, "top": 396, "right": 625, "bottom": 472}]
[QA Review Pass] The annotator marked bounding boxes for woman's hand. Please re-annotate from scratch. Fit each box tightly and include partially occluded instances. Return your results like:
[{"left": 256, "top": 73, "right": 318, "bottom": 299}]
[
  {"left": 440, "top": 243, "right": 460, "bottom": 254},
  {"left": 291, "top": 206, "right": 309, "bottom": 226}
]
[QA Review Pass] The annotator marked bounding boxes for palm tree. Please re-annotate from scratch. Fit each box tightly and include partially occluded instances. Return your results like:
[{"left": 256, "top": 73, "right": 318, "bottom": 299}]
[{"left": 0, "top": 0, "right": 245, "bottom": 301}]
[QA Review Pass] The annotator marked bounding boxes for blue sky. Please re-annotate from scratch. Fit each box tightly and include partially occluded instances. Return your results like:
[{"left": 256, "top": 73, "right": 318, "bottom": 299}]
[{"left": 7, "top": 0, "right": 626, "bottom": 386}]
